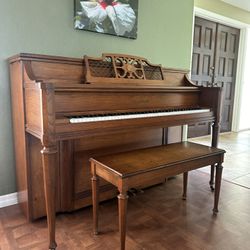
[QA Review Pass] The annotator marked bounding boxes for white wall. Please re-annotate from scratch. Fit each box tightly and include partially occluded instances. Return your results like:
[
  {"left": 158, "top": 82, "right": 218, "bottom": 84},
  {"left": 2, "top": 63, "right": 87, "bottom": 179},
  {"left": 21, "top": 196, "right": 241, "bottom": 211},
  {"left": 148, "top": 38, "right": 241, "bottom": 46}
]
[{"left": 239, "top": 28, "right": 250, "bottom": 130}]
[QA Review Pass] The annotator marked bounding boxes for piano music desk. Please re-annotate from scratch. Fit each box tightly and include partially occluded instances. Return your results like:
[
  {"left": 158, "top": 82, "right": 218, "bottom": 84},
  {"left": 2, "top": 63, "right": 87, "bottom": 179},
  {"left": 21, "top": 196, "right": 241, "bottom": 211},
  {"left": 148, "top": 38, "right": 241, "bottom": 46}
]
[{"left": 90, "top": 142, "right": 225, "bottom": 250}]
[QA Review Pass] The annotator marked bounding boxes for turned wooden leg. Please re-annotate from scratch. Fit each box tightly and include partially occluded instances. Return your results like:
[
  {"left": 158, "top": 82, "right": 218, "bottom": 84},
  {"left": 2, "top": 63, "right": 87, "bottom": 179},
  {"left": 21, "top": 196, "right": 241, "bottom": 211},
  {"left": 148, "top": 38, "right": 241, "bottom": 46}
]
[
  {"left": 182, "top": 172, "right": 188, "bottom": 200},
  {"left": 41, "top": 146, "right": 58, "bottom": 250},
  {"left": 213, "top": 163, "right": 223, "bottom": 214},
  {"left": 118, "top": 192, "right": 128, "bottom": 250},
  {"left": 211, "top": 122, "right": 220, "bottom": 192},
  {"left": 91, "top": 171, "right": 99, "bottom": 235},
  {"left": 209, "top": 165, "right": 215, "bottom": 191}
]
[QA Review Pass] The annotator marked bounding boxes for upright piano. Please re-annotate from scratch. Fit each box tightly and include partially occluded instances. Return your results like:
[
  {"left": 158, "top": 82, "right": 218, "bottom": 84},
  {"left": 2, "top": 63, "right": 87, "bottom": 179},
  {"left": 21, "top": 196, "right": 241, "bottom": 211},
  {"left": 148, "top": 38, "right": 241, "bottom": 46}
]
[{"left": 9, "top": 53, "right": 222, "bottom": 249}]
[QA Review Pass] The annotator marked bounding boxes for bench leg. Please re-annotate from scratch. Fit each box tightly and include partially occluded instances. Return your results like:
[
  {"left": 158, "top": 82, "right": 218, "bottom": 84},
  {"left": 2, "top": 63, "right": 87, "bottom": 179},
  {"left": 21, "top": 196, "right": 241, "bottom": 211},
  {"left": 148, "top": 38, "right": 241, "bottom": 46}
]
[
  {"left": 211, "top": 121, "right": 220, "bottom": 192},
  {"left": 91, "top": 174, "right": 99, "bottom": 235},
  {"left": 209, "top": 164, "right": 215, "bottom": 191},
  {"left": 213, "top": 163, "right": 223, "bottom": 214},
  {"left": 118, "top": 192, "right": 128, "bottom": 250},
  {"left": 182, "top": 172, "right": 188, "bottom": 200}
]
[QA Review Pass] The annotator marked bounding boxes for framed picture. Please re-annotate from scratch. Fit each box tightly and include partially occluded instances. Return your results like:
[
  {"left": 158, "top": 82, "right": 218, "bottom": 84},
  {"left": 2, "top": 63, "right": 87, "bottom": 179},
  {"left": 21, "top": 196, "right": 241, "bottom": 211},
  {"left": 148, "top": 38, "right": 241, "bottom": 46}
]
[{"left": 74, "top": 0, "right": 138, "bottom": 39}]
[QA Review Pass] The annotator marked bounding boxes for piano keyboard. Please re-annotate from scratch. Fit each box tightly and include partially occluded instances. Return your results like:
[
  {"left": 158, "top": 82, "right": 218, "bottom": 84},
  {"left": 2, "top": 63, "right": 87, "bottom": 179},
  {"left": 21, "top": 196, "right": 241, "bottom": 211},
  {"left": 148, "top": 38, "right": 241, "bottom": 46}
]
[{"left": 69, "top": 108, "right": 210, "bottom": 123}]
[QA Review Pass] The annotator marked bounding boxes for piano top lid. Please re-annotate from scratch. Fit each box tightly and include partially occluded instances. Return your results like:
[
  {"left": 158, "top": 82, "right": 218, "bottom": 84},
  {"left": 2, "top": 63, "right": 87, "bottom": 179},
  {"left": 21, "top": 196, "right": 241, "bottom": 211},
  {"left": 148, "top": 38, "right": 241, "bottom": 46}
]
[
  {"left": 9, "top": 52, "right": 197, "bottom": 89},
  {"left": 8, "top": 53, "right": 83, "bottom": 64}
]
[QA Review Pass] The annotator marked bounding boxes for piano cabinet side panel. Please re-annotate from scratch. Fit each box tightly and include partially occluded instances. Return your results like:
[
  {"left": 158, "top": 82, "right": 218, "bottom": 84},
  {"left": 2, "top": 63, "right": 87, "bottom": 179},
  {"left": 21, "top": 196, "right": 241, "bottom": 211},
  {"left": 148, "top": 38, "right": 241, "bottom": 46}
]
[
  {"left": 199, "top": 87, "right": 222, "bottom": 122},
  {"left": 24, "top": 87, "right": 42, "bottom": 137},
  {"left": 9, "top": 61, "right": 30, "bottom": 220}
]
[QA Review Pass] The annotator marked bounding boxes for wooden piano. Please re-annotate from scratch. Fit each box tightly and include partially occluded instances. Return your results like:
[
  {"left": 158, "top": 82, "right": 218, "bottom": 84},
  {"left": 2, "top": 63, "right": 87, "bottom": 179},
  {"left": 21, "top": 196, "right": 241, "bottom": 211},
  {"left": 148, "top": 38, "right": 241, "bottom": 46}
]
[{"left": 9, "top": 53, "right": 222, "bottom": 249}]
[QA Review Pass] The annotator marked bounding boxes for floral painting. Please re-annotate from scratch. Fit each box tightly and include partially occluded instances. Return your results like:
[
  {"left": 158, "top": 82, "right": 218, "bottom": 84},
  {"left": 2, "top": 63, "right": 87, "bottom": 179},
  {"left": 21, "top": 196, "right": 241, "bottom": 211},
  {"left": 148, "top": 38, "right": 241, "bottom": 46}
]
[{"left": 74, "top": 0, "right": 138, "bottom": 39}]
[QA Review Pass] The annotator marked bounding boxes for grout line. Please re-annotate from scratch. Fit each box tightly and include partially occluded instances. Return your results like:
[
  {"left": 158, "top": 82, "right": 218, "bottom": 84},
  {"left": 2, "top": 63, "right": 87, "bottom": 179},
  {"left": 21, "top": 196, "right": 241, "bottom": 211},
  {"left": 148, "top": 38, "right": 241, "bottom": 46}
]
[
  {"left": 230, "top": 173, "right": 250, "bottom": 181},
  {"left": 223, "top": 179, "right": 250, "bottom": 190}
]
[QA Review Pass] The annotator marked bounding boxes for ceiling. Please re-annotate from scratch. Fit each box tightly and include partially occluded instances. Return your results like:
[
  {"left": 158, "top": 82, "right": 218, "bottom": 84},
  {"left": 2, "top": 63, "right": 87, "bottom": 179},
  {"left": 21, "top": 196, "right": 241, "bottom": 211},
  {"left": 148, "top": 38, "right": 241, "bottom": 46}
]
[{"left": 221, "top": 0, "right": 250, "bottom": 12}]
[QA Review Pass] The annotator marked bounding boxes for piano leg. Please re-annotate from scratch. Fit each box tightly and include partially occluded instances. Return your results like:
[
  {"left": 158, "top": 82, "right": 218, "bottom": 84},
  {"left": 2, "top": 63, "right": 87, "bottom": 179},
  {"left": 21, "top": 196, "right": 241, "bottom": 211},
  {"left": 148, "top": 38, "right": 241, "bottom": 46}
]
[
  {"left": 213, "top": 163, "right": 223, "bottom": 214},
  {"left": 41, "top": 146, "right": 58, "bottom": 250}
]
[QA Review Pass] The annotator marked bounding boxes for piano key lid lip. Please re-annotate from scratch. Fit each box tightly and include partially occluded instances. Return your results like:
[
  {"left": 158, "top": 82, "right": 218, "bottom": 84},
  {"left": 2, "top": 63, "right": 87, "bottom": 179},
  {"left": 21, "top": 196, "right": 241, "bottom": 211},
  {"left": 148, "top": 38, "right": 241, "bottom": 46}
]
[{"left": 65, "top": 106, "right": 211, "bottom": 123}]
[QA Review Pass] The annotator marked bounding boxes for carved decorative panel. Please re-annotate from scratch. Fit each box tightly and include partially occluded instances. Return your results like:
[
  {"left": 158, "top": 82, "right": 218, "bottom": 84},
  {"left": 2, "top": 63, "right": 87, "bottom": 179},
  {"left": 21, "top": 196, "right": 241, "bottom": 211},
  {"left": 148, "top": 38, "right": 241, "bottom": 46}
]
[{"left": 84, "top": 54, "right": 164, "bottom": 84}]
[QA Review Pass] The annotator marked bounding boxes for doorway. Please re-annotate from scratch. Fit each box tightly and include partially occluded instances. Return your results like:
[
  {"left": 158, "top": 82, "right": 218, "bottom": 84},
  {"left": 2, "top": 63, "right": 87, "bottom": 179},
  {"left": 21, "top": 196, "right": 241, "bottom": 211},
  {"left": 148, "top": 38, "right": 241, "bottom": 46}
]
[{"left": 188, "top": 16, "right": 240, "bottom": 138}]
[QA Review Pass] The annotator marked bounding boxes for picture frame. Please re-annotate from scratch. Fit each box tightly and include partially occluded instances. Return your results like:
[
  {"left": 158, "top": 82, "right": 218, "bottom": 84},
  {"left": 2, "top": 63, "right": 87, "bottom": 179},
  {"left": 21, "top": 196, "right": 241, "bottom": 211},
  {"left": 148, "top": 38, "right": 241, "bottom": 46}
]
[{"left": 74, "top": 0, "right": 138, "bottom": 39}]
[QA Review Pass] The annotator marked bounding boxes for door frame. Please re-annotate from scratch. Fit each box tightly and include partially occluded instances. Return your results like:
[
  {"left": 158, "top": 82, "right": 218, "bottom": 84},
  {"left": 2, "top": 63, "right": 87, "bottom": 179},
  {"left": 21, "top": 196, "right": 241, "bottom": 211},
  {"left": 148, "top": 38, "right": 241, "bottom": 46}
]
[{"left": 192, "top": 7, "right": 250, "bottom": 132}]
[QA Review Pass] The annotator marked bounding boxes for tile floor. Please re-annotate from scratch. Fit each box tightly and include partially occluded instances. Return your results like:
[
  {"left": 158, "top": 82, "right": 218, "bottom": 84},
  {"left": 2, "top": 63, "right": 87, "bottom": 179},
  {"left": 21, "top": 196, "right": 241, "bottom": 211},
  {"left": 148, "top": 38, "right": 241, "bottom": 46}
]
[{"left": 190, "top": 130, "right": 250, "bottom": 188}]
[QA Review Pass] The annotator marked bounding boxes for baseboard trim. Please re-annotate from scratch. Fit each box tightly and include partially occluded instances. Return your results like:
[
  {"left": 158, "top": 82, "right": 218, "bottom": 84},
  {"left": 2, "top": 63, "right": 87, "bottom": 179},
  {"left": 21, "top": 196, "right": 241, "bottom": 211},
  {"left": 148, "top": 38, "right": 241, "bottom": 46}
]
[{"left": 0, "top": 192, "right": 18, "bottom": 208}]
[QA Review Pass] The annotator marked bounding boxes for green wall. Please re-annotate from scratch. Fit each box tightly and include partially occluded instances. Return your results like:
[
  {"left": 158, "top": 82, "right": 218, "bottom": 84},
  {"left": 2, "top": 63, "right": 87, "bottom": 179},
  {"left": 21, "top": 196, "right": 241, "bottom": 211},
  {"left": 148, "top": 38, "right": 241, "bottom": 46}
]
[
  {"left": 0, "top": 0, "right": 194, "bottom": 195},
  {"left": 195, "top": 0, "right": 250, "bottom": 24}
]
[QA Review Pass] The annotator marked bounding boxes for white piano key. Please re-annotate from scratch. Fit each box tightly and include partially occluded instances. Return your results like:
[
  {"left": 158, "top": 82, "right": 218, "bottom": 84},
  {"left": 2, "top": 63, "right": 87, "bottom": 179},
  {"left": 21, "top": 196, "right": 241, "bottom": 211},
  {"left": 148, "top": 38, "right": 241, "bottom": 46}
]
[{"left": 69, "top": 109, "right": 210, "bottom": 124}]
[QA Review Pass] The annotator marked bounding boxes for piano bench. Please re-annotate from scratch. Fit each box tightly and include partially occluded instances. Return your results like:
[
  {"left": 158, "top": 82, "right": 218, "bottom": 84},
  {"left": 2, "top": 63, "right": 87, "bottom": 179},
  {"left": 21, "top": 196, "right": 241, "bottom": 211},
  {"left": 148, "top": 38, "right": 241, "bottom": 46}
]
[{"left": 89, "top": 141, "right": 225, "bottom": 250}]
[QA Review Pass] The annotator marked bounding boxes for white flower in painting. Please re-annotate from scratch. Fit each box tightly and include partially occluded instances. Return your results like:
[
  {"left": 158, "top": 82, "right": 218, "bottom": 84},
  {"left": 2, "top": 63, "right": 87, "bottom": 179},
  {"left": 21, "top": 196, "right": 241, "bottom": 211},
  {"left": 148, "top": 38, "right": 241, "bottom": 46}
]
[
  {"left": 75, "top": 2, "right": 107, "bottom": 32},
  {"left": 77, "top": 0, "right": 136, "bottom": 36},
  {"left": 105, "top": 2, "right": 136, "bottom": 36},
  {"left": 81, "top": 1, "right": 107, "bottom": 23}
]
